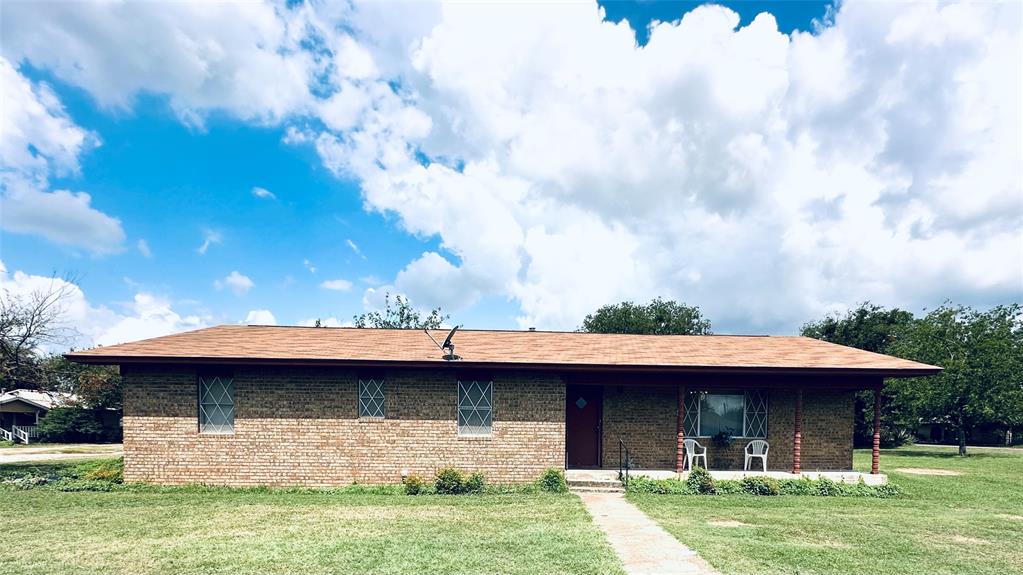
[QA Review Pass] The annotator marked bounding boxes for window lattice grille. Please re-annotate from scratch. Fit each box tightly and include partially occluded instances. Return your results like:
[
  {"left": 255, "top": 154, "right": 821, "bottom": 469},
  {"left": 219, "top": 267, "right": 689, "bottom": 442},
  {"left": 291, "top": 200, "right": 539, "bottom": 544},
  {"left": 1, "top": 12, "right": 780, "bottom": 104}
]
[
  {"left": 359, "top": 379, "right": 385, "bottom": 418},
  {"left": 199, "top": 376, "right": 234, "bottom": 434},
  {"left": 457, "top": 379, "right": 492, "bottom": 435},
  {"left": 744, "top": 390, "right": 768, "bottom": 438},
  {"left": 683, "top": 391, "right": 701, "bottom": 438}
]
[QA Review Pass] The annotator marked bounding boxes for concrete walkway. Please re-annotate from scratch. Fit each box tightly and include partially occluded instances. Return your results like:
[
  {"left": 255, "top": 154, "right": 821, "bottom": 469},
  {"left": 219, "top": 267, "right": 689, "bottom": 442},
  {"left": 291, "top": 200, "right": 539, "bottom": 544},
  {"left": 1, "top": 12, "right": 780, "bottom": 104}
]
[
  {"left": 578, "top": 492, "right": 721, "bottom": 575},
  {"left": 0, "top": 444, "right": 122, "bottom": 464}
]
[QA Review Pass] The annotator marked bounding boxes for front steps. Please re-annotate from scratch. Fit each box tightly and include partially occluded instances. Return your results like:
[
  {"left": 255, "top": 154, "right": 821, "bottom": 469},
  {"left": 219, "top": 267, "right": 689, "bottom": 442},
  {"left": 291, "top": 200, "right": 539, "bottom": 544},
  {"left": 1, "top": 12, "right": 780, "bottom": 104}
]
[{"left": 566, "top": 470, "right": 625, "bottom": 493}]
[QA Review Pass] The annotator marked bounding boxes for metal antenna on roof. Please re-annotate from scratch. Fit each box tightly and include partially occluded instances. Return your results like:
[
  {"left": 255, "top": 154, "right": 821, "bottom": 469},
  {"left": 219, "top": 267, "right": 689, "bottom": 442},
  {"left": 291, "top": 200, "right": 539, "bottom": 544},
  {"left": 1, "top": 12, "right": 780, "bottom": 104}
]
[{"left": 425, "top": 325, "right": 461, "bottom": 361}]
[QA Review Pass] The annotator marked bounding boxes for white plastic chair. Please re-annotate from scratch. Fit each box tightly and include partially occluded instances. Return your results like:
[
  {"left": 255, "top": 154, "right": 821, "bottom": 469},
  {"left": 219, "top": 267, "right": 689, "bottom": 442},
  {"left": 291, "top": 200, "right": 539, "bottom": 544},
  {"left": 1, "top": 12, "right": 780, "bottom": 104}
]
[
  {"left": 683, "top": 438, "right": 708, "bottom": 471},
  {"left": 745, "top": 440, "right": 769, "bottom": 472}
]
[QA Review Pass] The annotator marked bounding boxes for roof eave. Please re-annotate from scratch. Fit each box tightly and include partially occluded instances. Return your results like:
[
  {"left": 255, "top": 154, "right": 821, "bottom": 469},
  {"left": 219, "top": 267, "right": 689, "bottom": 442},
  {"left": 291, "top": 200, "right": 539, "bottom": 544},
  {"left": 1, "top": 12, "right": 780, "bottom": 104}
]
[{"left": 64, "top": 353, "right": 942, "bottom": 378}]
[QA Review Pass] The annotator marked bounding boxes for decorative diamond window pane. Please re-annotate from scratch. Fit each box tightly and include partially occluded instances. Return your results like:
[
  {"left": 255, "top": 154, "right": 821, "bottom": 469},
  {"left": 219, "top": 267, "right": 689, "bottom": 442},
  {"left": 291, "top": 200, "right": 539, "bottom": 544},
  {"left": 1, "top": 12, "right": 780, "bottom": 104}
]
[
  {"left": 683, "top": 391, "right": 701, "bottom": 437},
  {"left": 457, "top": 380, "right": 492, "bottom": 435},
  {"left": 744, "top": 390, "right": 768, "bottom": 438},
  {"left": 199, "top": 376, "right": 234, "bottom": 434},
  {"left": 359, "top": 379, "right": 386, "bottom": 418},
  {"left": 575, "top": 397, "right": 587, "bottom": 409}
]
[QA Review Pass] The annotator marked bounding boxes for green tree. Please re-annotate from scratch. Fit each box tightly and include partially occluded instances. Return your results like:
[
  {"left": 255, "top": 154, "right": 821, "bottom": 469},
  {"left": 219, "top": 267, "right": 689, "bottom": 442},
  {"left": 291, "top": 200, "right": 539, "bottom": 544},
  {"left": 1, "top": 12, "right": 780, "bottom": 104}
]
[
  {"left": 39, "top": 355, "right": 122, "bottom": 409},
  {"left": 353, "top": 293, "right": 447, "bottom": 329},
  {"left": 889, "top": 304, "right": 1022, "bottom": 456},
  {"left": 801, "top": 303, "right": 916, "bottom": 447},
  {"left": 581, "top": 298, "right": 711, "bottom": 335}
]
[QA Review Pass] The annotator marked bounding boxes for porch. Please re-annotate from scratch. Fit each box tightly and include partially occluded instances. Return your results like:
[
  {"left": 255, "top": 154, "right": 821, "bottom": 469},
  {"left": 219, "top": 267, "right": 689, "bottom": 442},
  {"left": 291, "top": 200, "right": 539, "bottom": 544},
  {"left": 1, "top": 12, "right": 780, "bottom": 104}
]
[
  {"left": 564, "top": 377, "right": 887, "bottom": 479},
  {"left": 566, "top": 468, "right": 888, "bottom": 486}
]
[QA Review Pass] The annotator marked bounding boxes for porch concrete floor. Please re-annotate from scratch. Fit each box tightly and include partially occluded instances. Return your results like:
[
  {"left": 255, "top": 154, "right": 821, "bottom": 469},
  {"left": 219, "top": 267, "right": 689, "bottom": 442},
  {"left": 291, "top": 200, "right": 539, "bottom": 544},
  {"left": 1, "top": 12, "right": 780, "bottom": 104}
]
[
  {"left": 568, "top": 468, "right": 888, "bottom": 485},
  {"left": 578, "top": 491, "right": 721, "bottom": 575}
]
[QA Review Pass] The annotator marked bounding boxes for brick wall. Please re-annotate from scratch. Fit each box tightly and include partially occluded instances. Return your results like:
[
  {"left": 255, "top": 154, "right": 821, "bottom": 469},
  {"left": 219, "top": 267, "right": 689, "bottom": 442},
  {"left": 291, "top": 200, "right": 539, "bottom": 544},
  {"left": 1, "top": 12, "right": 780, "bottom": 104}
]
[
  {"left": 596, "top": 385, "right": 855, "bottom": 472},
  {"left": 601, "top": 385, "right": 677, "bottom": 469},
  {"left": 122, "top": 365, "right": 565, "bottom": 486}
]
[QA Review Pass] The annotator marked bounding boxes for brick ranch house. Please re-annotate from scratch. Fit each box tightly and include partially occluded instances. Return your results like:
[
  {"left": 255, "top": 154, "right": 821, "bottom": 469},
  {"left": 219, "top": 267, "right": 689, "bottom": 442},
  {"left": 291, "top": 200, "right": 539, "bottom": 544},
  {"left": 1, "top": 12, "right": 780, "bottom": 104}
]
[{"left": 66, "top": 326, "right": 940, "bottom": 486}]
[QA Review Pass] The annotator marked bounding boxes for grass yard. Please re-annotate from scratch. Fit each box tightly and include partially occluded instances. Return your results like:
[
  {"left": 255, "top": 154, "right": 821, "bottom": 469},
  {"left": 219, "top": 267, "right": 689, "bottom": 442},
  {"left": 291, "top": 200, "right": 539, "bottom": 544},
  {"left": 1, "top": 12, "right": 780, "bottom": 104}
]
[
  {"left": 0, "top": 466, "right": 623, "bottom": 575},
  {"left": 630, "top": 445, "right": 1023, "bottom": 575}
]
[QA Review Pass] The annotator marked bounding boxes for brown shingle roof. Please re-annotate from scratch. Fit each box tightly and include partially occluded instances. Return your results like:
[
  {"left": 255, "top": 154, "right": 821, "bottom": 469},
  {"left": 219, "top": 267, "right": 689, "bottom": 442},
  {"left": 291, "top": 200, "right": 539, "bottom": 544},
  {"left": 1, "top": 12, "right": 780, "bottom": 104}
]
[{"left": 65, "top": 325, "right": 940, "bottom": 376}]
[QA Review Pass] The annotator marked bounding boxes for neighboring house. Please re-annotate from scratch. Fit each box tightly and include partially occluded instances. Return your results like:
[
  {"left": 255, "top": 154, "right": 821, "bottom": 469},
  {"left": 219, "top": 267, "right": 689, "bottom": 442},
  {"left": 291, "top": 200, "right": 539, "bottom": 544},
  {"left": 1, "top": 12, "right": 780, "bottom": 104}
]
[
  {"left": 0, "top": 389, "right": 75, "bottom": 443},
  {"left": 66, "top": 325, "right": 940, "bottom": 486}
]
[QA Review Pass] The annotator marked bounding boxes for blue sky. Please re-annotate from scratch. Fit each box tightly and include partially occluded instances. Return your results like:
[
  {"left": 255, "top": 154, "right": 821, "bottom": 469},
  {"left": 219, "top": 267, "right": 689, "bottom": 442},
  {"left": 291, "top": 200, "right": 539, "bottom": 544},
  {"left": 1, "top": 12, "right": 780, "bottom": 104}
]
[{"left": 1, "top": 0, "right": 1019, "bottom": 347}]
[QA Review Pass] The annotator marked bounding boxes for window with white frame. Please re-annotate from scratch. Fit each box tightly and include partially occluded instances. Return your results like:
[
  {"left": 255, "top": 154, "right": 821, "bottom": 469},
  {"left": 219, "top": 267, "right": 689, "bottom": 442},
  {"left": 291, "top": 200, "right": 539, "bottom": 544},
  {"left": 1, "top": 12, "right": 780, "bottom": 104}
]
[
  {"left": 199, "top": 375, "right": 235, "bottom": 434},
  {"left": 457, "top": 378, "right": 492, "bottom": 435},
  {"left": 359, "top": 377, "right": 385, "bottom": 418},
  {"left": 683, "top": 390, "right": 768, "bottom": 438}
]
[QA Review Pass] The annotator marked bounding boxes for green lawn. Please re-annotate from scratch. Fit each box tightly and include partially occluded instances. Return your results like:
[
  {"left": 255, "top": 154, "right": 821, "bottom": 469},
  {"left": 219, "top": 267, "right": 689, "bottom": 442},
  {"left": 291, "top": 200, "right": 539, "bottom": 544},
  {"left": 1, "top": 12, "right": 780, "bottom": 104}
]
[
  {"left": 630, "top": 445, "right": 1023, "bottom": 575},
  {"left": 0, "top": 476, "right": 622, "bottom": 575}
]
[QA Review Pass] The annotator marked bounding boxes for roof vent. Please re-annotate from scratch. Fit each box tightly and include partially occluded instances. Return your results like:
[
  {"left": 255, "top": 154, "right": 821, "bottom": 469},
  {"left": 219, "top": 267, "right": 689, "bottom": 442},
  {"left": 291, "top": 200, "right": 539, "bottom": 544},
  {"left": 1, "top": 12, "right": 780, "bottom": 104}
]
[{"left": 425, "top": 325, "right": 462, "bottom": 361}]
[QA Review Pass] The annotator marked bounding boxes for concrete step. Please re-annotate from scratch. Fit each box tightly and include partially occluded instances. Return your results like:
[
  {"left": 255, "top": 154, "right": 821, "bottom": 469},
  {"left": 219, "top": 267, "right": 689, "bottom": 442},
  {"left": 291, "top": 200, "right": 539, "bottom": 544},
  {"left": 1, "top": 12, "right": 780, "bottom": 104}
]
[
  {"left": 567, "top": 478, "right": 624, "bottom": 489},
  {"left": 570, "top": 485, "right": 626, "bottom": 494}
]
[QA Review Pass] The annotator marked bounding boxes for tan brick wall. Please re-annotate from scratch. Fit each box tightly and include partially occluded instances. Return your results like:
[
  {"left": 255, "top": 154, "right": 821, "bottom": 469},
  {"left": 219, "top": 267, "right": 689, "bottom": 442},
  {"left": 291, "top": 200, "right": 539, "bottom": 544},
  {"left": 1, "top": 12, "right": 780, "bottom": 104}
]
[
  {"left": 596, "top": 385, "right": 855, "bottom": 472},
  {"left": 122, "top": 366, "right": 565, "bottom": 486},
  {"left": 601, "top": 385, "right": 677, "bottom": 469}
]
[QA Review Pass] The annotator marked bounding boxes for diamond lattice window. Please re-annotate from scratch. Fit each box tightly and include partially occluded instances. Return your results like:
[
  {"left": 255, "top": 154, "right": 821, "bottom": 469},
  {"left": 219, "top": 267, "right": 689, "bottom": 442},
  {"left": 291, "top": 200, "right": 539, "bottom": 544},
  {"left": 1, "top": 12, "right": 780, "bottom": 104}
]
[
  {"left": 199, "top": 375, "right": 234, "bottom": 434},
  {"left": 744, "top": 390, "right": 768, "bottom": 438},
  {"left": 683, "top": 391, "right": 701, "bottom": 438},
  {"left": 359, "top": 379, "right": 385, "bottom": 419},
  {"left": 457, "top": 379, "right": 492, "bottom": 436}
]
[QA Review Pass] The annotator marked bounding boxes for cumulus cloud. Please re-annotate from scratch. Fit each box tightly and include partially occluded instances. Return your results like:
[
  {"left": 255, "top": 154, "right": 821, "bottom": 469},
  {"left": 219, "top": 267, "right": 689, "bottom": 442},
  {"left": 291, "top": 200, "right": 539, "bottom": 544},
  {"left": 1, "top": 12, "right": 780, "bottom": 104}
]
[
  {"left": 244, "top": 309, "right": 277, "bottom": 325},
  {"left": 304, "top": 0, "right": 1022, "bottom": 331},
  {"left": 0, "top": 1, "right": 319, "bottom": 127},
  {"left": 251, "top": 186, "right": 276, "bottom": 200},
  {"left": 320, "top": 278, "right": 353, "bottom": 291},
  {"left": 0, "top": 57, "right": 125, "bottom": 254},
  {"left": 7, "top": 1, "right": 1020, "bottom": 332},
  {"left": 214, "top": 271, "right": 254, "bottom": 295},
  {"left": 0, "top": 262, "right": 205, "bottom": 350}
]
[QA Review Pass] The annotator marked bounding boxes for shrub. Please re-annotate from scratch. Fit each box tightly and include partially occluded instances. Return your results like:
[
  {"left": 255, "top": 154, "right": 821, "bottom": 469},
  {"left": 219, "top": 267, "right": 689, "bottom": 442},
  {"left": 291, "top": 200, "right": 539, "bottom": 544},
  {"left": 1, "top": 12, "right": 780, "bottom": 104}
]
[
  {"left": 36, "top": 407, "right": 106, "bottom": 443},
  {"left": 464, "top": 472, "right": 485, "bottom": 494},
  {"left": 715, "top": 480, "right": 745, "bottom": 494},
  {"left": 778, "top": 477, "right": 815, "bottom": 496},
  {"left": 626, "top": 476, "right": 694, "bottom": 494},
  {"left": 812, "top": 477, "right": 841, "bottom": 497},
  {"left": 434, "top": 467, "right": 466, "bottom": 494},
  {"left": 872, "top": 483, "right": 902, "bottom": 498},
  {"left": 537, "top": 468, "right": 568, "bottom": 493},
  {"left": 0, "top": 440, "right": 14, "bottom": 448},
  {"left": 80, "top": 459, "right": 123, "bottom": 483},
  {"left": 402, "top": 474, "right": 427, "bottom": 495},
  {"left": 686, "top": 467, "right": 716, "bottom": 494},
  {"left": 740, "top": 476, "right": 780, "bottom": 496}
]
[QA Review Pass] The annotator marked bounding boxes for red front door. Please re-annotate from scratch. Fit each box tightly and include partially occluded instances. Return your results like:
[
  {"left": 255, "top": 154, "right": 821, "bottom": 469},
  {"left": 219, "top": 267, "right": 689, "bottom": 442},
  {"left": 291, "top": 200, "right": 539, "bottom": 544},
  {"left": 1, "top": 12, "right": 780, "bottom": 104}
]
[{"left": 566, "top": 385, "right": 602, "bottom": 468}]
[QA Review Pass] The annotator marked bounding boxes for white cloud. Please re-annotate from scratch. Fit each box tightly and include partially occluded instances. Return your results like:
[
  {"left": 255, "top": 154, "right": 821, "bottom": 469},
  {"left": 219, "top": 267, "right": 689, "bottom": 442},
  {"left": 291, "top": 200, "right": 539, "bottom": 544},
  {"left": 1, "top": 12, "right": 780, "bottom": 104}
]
[
  {"left": 0, "top": 57, "right": 125, "bottom": 254},
  {"left": 251, "top": 186, "right": 276, "bottom": 200},
  {"left": 303, "top": 259, "right": 317, "bottom": 273},
  {"left": 137, "top": 239, "right": 152, "bottom": 258},
  {"left": 297, "top": 316, "right": 349, "bottom": 327},
  {"left": 302, "top": 0, "right": 1021, "bottom": 331},
  {"left": 1, "top": 182, "right": 127, "bottom": 255},
  {"left": 320, "top": 278, "right": 353, "bottom": 291},
  {"left": 6, "top": 1, "right": 1019, "bottom": 333},
  {"left": 244, "top": 309, "right": 277, "bottom": 325},
  {"left": 214, "top": 271, "right": 254, "bottom": 296},
  {"left": 0, "top": 261, "right": 205, "bottom": 351},
  {"left": 345, "top": 238, "right": 365, "bottom": 259},
  {"left": 95, "top": 293, "right": 207, "bottom": 346},
  {"left": 197, "top": 230, "right": 222, "bottom": 255},
  {"left": 0, "top": 1, "right": 320, "bottom": 127}
]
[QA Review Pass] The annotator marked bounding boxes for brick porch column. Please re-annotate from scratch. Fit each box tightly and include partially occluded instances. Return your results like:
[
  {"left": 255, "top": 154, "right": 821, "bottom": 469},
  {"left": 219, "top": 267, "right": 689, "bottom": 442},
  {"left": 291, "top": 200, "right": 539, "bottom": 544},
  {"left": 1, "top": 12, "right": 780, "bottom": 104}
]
[
  {"left": 792, "top": 387, "right": 803, "bottom": 474},
  {"left": 871, "top": 387, "right": 882, "bottom": 474},
  {"left": 676, "top": 384, "right": 686, "bottom": 474}
]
